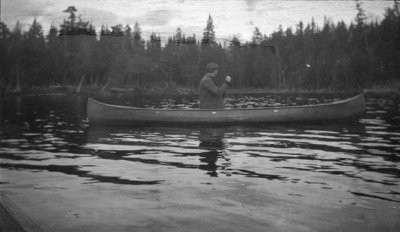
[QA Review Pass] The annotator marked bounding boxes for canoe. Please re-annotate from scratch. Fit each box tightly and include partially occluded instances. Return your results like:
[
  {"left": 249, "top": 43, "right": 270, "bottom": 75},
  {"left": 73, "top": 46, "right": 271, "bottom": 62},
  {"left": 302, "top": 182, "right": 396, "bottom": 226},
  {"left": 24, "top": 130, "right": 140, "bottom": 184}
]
[{"left": 87, "top": 93, "right": 365, "bottom": 125}]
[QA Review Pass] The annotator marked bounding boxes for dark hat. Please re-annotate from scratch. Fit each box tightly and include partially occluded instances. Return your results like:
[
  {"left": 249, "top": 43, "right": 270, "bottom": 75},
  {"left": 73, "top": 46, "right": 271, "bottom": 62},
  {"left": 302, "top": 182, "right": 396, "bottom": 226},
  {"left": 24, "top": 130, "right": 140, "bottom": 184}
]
[{"left": 206, "top": 63, "right": 219, "bottom": 73}]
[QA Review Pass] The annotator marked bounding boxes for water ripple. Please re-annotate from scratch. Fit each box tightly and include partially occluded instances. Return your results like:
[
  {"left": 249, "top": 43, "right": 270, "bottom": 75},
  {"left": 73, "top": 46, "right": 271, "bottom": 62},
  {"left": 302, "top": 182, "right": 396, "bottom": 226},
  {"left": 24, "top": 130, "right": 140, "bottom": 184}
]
[{"left": 1, "top": 94, "right": 400, "bottom": 205}]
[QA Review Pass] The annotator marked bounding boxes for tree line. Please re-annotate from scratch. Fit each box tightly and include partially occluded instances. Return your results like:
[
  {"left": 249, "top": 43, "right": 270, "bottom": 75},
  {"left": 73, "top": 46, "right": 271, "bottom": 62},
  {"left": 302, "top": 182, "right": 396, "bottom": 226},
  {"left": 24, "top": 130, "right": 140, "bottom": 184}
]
[{"left": 0, "top": 0, "right": 399, "bottom": 92}]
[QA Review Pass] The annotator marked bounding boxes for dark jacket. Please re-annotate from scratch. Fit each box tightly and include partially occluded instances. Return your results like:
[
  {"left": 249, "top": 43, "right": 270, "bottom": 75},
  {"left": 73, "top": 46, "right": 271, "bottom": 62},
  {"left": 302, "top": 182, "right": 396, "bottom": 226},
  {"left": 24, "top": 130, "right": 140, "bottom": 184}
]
[{"left": 199, "top": 73, "right": 228, "bottom": 109}]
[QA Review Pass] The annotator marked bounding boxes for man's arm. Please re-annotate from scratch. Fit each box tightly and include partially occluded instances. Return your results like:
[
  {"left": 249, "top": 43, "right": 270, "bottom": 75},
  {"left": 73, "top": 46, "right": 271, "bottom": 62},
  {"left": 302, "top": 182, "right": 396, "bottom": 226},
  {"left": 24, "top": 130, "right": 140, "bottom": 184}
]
[{"left": 202, "top": 78, "right": 228, "bottom": 96}]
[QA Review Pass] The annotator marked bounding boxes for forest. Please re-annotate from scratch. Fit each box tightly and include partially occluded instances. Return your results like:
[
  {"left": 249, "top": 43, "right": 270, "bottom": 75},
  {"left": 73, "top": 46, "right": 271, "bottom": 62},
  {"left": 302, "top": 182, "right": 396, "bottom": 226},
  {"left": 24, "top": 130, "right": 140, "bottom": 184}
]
[{"left": 0, "top": 0, "right": 399, "bottom": 93}]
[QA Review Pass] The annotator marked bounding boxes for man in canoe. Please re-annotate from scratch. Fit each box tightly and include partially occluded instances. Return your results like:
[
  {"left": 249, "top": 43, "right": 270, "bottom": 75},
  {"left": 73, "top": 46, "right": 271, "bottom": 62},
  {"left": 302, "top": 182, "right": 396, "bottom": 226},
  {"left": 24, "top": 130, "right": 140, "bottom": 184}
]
[{"left": 199, "top": 63, "right": 232, "bottom": 109}]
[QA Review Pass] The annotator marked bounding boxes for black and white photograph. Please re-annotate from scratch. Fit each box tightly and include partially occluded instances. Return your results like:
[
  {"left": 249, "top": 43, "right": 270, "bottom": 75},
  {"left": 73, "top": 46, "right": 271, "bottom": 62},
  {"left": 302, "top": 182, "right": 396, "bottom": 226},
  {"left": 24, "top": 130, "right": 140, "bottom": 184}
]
[{"left": 0, "top": 0, "right": 399, "bottom": 231}]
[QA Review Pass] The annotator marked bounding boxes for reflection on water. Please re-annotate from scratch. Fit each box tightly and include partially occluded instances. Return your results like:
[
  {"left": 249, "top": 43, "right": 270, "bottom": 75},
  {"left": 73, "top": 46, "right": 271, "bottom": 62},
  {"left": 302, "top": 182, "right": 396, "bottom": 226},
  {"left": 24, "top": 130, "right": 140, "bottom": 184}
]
[
  {"left": 199, "top": 127, "right": 226, "bottom": 148},
  {"left": 198, "top": 127, "right": 226, "bottom": 177},
  {"left": 1, "top": 93, "right": 400, "bottom": 205}
]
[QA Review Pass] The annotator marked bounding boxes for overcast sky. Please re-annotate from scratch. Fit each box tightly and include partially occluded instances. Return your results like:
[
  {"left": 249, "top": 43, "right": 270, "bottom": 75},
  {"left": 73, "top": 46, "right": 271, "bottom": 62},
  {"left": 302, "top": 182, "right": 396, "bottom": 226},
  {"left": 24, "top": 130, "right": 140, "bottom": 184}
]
[{"left": 1, "top": 0, "right": 394, "bottom": 43}]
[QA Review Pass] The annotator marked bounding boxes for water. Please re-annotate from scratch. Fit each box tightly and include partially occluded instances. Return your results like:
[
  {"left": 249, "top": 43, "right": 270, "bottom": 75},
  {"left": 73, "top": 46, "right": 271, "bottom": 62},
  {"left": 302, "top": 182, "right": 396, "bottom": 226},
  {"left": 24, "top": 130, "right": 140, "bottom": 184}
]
[{"left": 1, "top": 93, "right": 399, "bottom": 231}]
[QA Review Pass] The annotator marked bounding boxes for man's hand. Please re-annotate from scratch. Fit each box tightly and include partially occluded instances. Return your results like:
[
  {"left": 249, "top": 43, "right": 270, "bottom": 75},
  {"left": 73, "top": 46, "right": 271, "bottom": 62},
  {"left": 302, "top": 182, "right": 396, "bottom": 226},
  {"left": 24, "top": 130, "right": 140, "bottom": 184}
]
[{"left": 225, "top": 76, "right": 232, "bottom": 84}]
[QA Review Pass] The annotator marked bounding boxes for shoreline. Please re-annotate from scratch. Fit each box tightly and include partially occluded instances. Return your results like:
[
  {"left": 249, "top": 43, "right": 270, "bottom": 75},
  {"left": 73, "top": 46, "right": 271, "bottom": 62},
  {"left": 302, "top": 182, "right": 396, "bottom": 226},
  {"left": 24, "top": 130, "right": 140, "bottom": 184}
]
[{"left": 1, "top": 85, "right": 399, "bottom": 98}]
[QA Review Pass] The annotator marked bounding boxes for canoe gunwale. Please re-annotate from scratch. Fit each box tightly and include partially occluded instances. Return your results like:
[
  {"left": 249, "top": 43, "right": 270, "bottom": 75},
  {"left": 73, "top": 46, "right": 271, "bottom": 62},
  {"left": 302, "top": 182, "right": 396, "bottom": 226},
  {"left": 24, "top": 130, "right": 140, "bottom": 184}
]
[
  {"left": 87, "top": 93, "right": 366, "bottom": 124},
  {"left": 88, "top": 93, "right": 365, "bottom": 112}
]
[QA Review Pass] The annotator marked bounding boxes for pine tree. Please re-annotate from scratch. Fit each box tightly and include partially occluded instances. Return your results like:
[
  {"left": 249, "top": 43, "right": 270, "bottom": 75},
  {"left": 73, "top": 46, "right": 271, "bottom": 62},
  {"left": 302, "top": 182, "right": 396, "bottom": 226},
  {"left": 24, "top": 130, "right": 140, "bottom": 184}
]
[
  {"left": 63, "top": 6, "right": 77, "bottom": 30},
  {"left": 251, "top": 27, "right": 263, "bottom": 45},
  {"left": 10, "top": 21, "right": 23, "bottom": 92},
  {"left": 355, "top": 0, "right": 367, "bottom": 28},
  {"left": 46, "top": 24, "right": 63, "bottom": 85},
  {"left": 147, "top": 32, "right": 162, "bottom": 59},
  {"left": 133, "top": 22, "right": 144, "bottom": 53},
  {"left": 230, "top": 35, "right": 241, "bottom": 47},
  {"left": 24, "top": 18, "right": 46, "bottom": 86},
  {"left": 201, "top": 15, "right": 216, "bottom": 46},
  {"left": 124, "top": 25, "right": 134, "bottom": 53},
  {"left": 174, "top": 27, "right": 183, "bottom": 44},
  {"left": 0, "top": 22, "right": 11, "bottom": 89}
]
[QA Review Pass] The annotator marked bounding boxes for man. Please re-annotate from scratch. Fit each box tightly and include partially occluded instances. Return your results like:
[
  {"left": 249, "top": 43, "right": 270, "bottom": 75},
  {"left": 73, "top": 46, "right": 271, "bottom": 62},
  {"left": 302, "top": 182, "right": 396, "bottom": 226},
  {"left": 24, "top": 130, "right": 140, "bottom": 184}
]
[{"left": 199, "top": 63, "right": 232, "bottom": 109}]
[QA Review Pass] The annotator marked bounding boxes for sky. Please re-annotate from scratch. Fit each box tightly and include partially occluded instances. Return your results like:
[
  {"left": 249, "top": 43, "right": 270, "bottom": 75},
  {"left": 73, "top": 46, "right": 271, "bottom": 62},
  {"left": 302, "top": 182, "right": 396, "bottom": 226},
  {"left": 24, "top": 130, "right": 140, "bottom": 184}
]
[{"left": 1, "top": 0, "right": 395, "bottom": 44}]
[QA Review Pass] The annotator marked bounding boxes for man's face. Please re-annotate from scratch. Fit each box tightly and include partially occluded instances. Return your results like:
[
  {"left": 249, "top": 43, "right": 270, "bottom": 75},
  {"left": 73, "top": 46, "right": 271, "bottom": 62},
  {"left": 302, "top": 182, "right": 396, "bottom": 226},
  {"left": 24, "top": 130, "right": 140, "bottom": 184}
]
[{"left": 211, "top": 69, "right": 218, "bottom": 77}]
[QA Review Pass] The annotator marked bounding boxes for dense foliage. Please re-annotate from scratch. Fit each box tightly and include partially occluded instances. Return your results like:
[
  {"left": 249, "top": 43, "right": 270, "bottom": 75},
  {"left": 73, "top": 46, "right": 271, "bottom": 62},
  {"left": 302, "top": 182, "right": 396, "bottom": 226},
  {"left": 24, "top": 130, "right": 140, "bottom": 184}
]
[{"left": 0, "top": 1, "right": 399, "bottom": 92}]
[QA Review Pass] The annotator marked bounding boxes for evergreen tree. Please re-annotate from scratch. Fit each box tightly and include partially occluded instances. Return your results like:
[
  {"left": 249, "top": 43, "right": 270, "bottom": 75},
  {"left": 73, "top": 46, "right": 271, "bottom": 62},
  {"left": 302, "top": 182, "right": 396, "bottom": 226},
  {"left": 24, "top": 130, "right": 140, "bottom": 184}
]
[
  {"left": 251, "top": 27, "right": 263, "bottom": 45},
  {"left": 355, "top": 0, "right": 367, "bottom": 28},
  {"left": 230, "top": 35, "right": 241, "bottom": 47},
  {"left": 228, "top": 36, "right": 245, "bottom": 87},
  {"left": 147, "top": 32, "right": 162, "bottom": 58},
  {"left": 46, "top": 24, "right": 63, "bottom": 85},
  {"left": 201, "top": 15, "right": 216, "bottom": 46},
  {"left": 124, "top": 25, "right": 134, "bottom": 53},
  {"left": 133, "top": 22, "right": 145, "bottom": 53},
  {"left": 0, "top": 22, "right": 12, "bottom": 90},
  {"left": 174, "top": 27, "right": 183, "bottom": 44},
  {"left": 10, "top": 21, "right": 23, "bottom": 92},
  {"left": 23, "top": 18, "right": 46, "bottom": 86}
]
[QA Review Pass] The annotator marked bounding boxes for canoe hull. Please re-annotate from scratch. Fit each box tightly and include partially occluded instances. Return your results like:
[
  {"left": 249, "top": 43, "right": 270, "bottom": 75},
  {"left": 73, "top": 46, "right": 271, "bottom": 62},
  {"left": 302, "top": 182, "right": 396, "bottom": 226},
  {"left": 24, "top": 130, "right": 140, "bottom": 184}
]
[{"left": 87, "top": 93, "right": 365, "bottom": 125}]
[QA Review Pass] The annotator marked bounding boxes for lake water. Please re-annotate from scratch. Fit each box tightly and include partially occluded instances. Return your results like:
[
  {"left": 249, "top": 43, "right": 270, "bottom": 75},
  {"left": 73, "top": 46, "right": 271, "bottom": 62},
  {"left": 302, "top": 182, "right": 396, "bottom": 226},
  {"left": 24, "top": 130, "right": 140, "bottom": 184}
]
[{"left": 1, "top": 93, "right": 399, "bottom": 231}]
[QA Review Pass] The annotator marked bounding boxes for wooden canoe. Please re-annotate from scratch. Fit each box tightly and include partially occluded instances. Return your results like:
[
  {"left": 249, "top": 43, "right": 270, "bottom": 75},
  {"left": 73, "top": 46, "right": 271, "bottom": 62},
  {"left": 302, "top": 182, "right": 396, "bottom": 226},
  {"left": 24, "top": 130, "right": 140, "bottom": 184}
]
[{"left": 87, "top": 93, "right": 365, "bottom": 125}]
